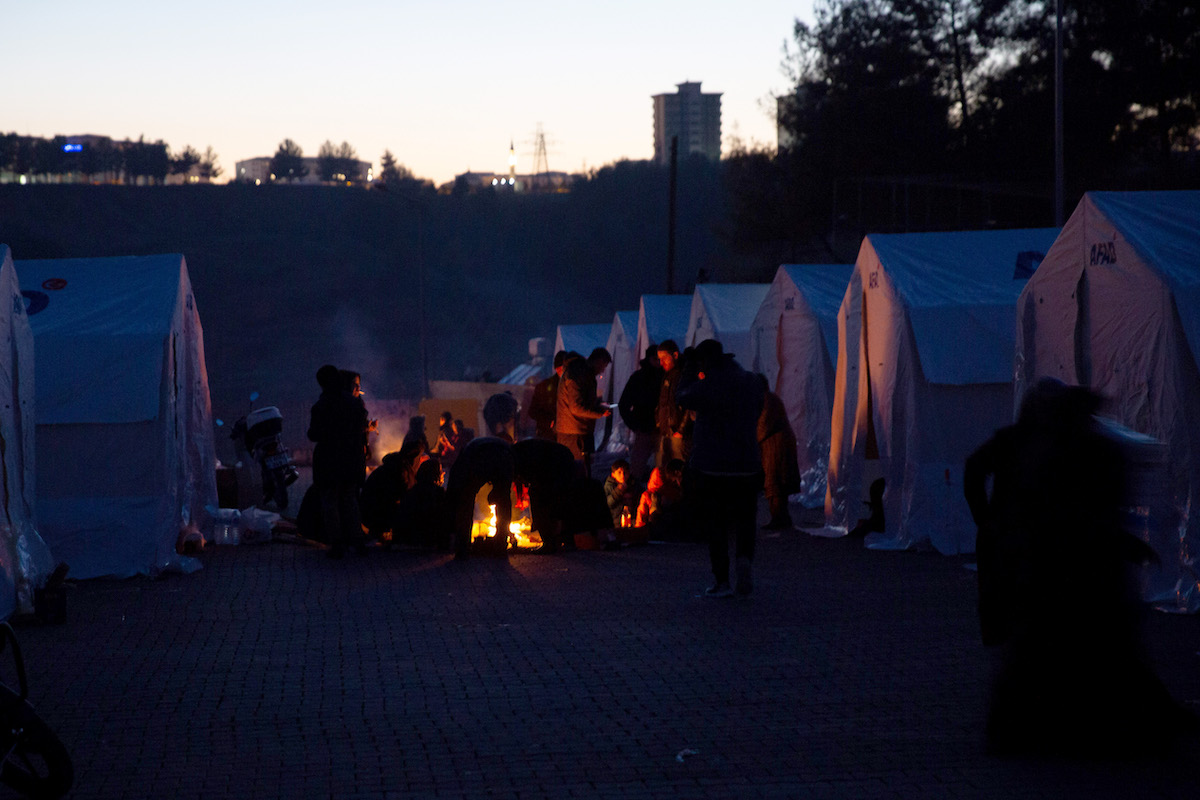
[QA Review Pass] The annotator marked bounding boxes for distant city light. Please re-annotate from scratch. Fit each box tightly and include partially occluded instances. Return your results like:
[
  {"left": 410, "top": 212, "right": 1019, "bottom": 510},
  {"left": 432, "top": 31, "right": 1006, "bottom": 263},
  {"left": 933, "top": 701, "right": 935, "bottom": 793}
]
[
  {"left": 62, "top": 144, "right": 82, "bottom": 153},
  {"left": 492, "top": 178, "right": 498, "bottom": 186}
]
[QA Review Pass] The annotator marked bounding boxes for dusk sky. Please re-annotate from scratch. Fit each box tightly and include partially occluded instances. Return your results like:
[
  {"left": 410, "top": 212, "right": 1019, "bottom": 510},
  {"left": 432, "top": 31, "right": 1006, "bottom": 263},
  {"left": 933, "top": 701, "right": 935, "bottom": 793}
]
[{"left": 3, "top": 1, "right": 815, "bottom": 186}]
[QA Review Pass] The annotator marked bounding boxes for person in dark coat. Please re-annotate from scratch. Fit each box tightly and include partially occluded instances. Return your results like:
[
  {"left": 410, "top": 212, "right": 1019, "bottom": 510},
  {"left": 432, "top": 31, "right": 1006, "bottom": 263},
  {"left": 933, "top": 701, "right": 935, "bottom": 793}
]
[
  {"left": 655, "top": 340, "right": 691, "bottom": 469},
  {"left": 528, "top": 351, "right": 568, "bottom": 441},
  {"left": 618, "top": 347, "right": 663, "bottom": 485},
  {"left": 555, "top": 348, "right": 612, "bottom": 475},
  {"left": 676, "top": 340, "right": 764, "bottom": 597},
  {"left": 308, "top": 364, "right": 371, "bottom": 558},
  {"left": 511, "top": 438, "right": 577, "bottom": 554},
  {"left": 756, "top": 374, "right": 801, "bottom": 529},
  {"left": 359, "top": 443, "right": 421, "bottom": 542},
  {"left": 445, "top": 437, "right": 515, "bottom": 559},
  {"left": 394, "top": 458, "right": 449, "bottom": 548},
  {"left": 964, "top": 378, "right": 1189, "bottom": 755}
]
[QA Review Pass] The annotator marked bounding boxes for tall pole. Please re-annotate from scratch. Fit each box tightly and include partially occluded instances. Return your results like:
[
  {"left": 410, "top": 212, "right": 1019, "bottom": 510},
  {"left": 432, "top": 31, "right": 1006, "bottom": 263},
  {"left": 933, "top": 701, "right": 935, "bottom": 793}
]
[
  {"left": 667, "top": 135, "right": 678, "bottom": 293},
  {"left": 418, "top": 203, "right": 429, "bottom": 398},
  {"left": 1054, "top": 0, "right": 1065, "bottom": 226}
]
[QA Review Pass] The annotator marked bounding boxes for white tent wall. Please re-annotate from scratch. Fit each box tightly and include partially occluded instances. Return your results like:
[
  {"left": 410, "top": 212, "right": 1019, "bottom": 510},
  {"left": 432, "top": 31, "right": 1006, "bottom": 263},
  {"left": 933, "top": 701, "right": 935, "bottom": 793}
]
[
  {"left": 684, "top": 284, "right": 770, "bottom": 369},
  {"left": 1015, "top": 191, "right": 1200, "bottom": 612},
  {"left": 634, "top": 295, "right": 692, "bottom": 363},
  {"left": 751, "top": 265, "right": 853, "bottom": 508},
  {"left": 826, "top": 268, "right": 865, "bottom": 530},
  {"left": 0, "top": 246, "right": 49, "bottom": 620},
  {"left": 601, "top": 311, "right": 639, "bottom": 453},
  {"left": 826, "top": 228, "right": 1059, "bottom": 555},
  {"left": 17, "top": 254, "right": 217, "bottom": 580}
]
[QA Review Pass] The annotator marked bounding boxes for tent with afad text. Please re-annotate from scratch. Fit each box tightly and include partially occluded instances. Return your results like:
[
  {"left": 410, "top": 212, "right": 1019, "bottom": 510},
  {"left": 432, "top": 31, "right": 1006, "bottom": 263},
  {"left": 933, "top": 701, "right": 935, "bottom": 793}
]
[
  {"left": 1014, "top": 191, "right": 1200, "bottom": 612},
  {"left": 16, "top": 253, "right": 218, "bottom": 579},
  {"left": 826, "top": 227, "right": 1059, "bottom": 555}
]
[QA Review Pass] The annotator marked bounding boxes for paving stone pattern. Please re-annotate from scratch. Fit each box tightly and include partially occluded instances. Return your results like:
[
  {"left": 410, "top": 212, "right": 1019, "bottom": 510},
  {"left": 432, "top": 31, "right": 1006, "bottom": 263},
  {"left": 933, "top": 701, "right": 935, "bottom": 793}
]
[{"left": 10, "top": 529, "right": 1199, "bottom": 799}]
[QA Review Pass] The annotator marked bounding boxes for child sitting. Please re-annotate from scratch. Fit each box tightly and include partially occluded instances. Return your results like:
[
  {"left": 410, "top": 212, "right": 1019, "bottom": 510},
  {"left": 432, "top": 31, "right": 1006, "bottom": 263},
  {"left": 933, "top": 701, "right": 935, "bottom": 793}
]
[{"left": 604, "top": 458, "right": 636, "bottom": 527}]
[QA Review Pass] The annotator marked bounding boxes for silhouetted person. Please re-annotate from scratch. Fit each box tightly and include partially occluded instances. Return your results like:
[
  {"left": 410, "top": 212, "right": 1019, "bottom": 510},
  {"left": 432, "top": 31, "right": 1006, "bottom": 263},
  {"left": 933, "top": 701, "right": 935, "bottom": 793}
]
[
  {"left": 394, "top": 457, "right": 449, "bottom": 548},
  {"left": 528, "top": 351, "right": 568, "bottom": 441},
  {"left": 308, "top": 364, "right": 370, "bottom": 558},
  {"left": 676, "top": 340, "right": 764, "bottom": 598},
  {"left": 402, "top": 414, "right": 430, "bottom": 459},
  {"left": 446, "top": 436, "right": 514, "bottom": 559},
  {"left": 359, "top": 443, "right": 421, "bottom": 543},
  {"left": 618, "top": 346, "right": 663, "bottom": 485},
  {"left": 511, "top": 438, "right": 577, "bottom": 554},
  {"left": 964, "top": 378, "right": 1188, "bottom": 755},
  {"left": 756, "top": 374, "right": 800, "bottom": 529},
  {"left": 483, "top": 391, "right": 520, "bottom": 443}
]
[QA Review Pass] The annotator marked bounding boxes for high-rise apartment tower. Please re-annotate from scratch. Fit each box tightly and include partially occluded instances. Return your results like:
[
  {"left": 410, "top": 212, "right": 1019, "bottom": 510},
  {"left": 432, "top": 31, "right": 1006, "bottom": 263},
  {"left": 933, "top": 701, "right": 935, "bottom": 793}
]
[{"left": 652, "top": 81, "right": 722, "bottom": 165}]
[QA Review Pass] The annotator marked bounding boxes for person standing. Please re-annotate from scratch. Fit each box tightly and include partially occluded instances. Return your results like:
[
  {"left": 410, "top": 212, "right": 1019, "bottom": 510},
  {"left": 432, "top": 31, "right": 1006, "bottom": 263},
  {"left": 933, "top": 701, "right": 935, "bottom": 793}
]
[
  {"left": 756, "top": 374, "right": 801, "bottom": 529},
  {"left": 618, "top": 346, "right": 663, "bottom": 486},
  {"left": 555, "top": 348, "right": 612, "bottom": 475},
  {"left": 308, "top": 364, "right": 371, "bottom": 559},
  {"left": 676, "top": 340, "right": 764, "bottom": 598},
  {"left": 528, "top": 351, "right": 568, "bottom": 441},
  {"left": 655, "top": 340, "right": 691, "bottom": 468}
]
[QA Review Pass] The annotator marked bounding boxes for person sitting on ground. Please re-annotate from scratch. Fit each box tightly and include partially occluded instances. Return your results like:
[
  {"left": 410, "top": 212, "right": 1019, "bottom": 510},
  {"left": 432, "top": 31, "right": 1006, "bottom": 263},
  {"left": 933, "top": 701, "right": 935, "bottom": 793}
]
[
  {"left": 359, "top": 442, "right": 422, "bottom": 543},
  {"left": 635, "top": 467, "right": 666, "bottom": 528},
  {"left": 393, "top": 458, "right": 448, "bottom": 549},
  {"left": 604, "top": 458, "right": 635, "bottom": 527}
]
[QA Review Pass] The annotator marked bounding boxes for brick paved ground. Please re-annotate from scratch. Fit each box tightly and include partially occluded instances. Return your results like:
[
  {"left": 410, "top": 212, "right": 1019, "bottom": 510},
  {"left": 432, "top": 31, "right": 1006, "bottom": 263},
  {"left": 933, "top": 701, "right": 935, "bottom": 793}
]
[{"left": 8, "top": 523, "right": 1199, "bottom": 800}]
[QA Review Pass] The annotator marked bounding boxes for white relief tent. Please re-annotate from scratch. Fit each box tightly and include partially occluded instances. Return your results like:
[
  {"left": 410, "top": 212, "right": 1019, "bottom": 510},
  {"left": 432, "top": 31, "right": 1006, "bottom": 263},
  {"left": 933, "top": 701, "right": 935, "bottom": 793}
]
[
  {"left": 1014, "top": 190, "right": 1200, "bottom": 612},
  {"left": 683, "top": 283, "right": 770, "bottom": 370},
  {"left": 16, "top": 254, "right": 217, "bottom": 579},
  {"left": 0, "top": 245, "right": 52, "bottom": 620},
  {"left": 826, "top": 227, "right": 1059, "bottom": 555},
  {"left": 602, "top": 310, "right": 640, "bottom": 451},
  {"left": 750, "top": 264, "right": 854, "bottom": 508},
  {"left": 634, "top": 294, "right": 691, "bottom": 364}
]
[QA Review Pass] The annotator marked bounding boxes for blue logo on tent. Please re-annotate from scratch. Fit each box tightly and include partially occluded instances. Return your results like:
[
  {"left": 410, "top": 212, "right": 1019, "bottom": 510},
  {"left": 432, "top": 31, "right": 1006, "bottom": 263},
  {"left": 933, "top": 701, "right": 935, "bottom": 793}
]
[{"left": 22, "top": 290, "right": 49, "bottom": 316}]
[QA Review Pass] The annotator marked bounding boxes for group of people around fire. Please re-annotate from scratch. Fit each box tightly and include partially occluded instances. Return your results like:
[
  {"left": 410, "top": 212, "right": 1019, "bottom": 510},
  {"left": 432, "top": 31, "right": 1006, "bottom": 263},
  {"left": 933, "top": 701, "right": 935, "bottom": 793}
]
[
  {"left": 299, "top": 348, "right": 1195, "bottom": 753},
  {"left": 302, "top": 338, "right": 802, "bottom": 597}
]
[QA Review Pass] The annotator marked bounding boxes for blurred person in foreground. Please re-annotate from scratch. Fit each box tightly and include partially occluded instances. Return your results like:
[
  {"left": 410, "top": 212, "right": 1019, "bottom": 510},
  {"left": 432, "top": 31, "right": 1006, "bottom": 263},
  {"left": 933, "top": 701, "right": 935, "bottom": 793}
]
[
  {"left": 676, "top": 339, "right": 764, "bottom": 598},
  {"left": 964, "top": 377, "right": 1194, "bottom": 755}
]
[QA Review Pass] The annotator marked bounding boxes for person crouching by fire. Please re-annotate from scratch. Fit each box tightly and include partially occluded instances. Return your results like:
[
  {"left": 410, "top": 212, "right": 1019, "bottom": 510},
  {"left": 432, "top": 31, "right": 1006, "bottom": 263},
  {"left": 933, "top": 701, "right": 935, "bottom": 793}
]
[{"left": 446, "top": 437, "right": 515, "bottom": 560}]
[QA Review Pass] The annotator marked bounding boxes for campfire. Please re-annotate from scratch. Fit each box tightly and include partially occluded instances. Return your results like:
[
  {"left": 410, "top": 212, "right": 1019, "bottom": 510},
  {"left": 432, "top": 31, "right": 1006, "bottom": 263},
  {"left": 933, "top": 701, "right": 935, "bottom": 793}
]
[{"left": 471, "top": 482, "right": 541, "bottom": 549}]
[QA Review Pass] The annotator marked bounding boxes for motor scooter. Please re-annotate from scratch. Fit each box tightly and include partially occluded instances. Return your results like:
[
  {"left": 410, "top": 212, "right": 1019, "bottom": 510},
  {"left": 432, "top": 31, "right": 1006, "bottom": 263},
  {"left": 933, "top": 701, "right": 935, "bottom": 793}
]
[{"left": 221, "top": 393, "right": 300, "bottom": 511}]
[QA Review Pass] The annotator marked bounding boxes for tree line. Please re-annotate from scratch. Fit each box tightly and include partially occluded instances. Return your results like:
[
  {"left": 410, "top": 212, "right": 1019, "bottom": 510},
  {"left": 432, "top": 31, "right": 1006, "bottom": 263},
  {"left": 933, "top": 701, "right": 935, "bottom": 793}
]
[
  {"left": 0, "top": 133, "right": 223, "bottom": 184},
  {"left": 724, "top": 0, "right": 1199, "bottom": 263}
]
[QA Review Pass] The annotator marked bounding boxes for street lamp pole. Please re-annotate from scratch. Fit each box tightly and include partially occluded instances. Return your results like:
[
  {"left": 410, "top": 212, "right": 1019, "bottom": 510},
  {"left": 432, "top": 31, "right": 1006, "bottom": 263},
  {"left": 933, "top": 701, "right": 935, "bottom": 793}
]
[{"left": 1054, "top": 0, "right": 1065, "bottom": 226}]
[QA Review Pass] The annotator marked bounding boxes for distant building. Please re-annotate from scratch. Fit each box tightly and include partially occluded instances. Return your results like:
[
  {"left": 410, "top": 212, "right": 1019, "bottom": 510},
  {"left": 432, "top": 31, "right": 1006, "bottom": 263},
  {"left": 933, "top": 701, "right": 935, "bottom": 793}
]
[
  {"left": 441, "top": 170, "right": 572, "bottom": 194},
  {"left": 653, "top": 81, "right": 722, "bottom": 165},
  {"left": 234, "top": 156, "right": 373, "bottom": 186}
]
